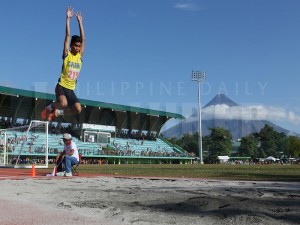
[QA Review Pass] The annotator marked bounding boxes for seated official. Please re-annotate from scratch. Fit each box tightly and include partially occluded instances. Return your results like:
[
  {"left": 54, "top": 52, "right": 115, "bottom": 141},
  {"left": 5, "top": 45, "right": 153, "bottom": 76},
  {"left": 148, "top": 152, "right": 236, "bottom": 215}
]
[{"left": 60, "top": 133, "right": 79, "bottom": 177}]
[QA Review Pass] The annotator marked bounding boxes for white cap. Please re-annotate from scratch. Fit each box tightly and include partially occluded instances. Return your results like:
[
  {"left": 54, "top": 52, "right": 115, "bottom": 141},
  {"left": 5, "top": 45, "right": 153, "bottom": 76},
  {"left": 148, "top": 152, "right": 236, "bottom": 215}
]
[{"left": 62, "top": 133, "right": 72, "bottom": 140}]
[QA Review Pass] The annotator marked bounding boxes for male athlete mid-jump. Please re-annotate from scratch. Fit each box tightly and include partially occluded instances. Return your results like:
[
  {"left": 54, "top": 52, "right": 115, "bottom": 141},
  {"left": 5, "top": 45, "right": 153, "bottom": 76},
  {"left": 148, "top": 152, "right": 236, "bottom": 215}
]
[{"left": 41, "top": 6, "right": 85, "bottom": 121}]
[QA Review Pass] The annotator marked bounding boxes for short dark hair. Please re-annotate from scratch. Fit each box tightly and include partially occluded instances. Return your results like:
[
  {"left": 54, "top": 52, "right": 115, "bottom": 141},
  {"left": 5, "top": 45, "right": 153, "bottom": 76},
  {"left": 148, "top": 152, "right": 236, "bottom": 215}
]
[{"left": 71, "top": 35, "right": 82, "bottom": 44}]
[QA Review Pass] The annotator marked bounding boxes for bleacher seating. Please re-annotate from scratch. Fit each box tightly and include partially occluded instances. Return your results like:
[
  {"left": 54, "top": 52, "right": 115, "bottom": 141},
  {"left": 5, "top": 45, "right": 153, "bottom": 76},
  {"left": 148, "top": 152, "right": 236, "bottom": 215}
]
[
  {"left": 111, "top": 137, "right": 184, "bottom": 157},
  {"left": 1, "top": 130, "right": 189, "bottom": 159}
]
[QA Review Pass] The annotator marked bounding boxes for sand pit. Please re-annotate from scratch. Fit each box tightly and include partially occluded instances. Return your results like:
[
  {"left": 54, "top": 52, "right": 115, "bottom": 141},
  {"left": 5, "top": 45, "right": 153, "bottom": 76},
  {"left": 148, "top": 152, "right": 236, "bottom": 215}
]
[{"left": 0, "top": 176, "right": 299, "bottom": 225}]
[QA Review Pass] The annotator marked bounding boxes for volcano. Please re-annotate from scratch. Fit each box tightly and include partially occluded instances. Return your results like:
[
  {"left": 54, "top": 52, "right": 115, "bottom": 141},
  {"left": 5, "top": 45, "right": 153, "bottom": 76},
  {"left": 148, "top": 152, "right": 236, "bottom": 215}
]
[{"left": 161, "top": 94, "right": 293, "bottom": 140}]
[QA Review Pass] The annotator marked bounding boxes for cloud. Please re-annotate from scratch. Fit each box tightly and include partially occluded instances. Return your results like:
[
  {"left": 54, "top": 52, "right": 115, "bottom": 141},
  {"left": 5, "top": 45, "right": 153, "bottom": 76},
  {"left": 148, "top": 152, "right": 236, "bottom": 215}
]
[
  {"left": 173, "top": 1, "right": 200, "bottom": 11},
  {"left": 196, "top": 104, "right": 300, "bottom": 124},
  {"left": 0, "top": 81, "right": 16, "bottom": 88}
]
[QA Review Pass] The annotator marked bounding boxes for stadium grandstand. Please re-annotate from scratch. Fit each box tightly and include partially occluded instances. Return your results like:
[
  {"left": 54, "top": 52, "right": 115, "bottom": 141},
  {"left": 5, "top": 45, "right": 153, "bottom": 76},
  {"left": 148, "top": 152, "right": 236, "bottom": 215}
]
[{"left": 0, "top": 85, "right": 194, "bottom": 166}]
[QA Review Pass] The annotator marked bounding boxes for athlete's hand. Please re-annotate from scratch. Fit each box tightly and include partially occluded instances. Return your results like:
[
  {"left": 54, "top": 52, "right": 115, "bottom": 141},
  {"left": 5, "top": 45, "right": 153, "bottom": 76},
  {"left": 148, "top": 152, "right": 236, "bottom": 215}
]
[
  {"left": 75, "top": 11, "right": 83, "bottom": 23},
  {"left": 66, "top": 6, "right": 73, "bottom": 19}
]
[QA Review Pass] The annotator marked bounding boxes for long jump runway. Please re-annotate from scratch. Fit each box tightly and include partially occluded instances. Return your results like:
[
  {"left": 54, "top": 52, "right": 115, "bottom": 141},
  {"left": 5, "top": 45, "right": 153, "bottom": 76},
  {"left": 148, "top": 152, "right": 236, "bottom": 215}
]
[{"left": 0, "top": 167, "right": 99, "bottom": 180}]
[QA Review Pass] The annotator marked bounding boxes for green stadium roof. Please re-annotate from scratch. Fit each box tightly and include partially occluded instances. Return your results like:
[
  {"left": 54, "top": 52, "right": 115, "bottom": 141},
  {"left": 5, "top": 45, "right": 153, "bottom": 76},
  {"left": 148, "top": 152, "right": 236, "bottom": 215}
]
[{"left": 0, "top": 85, "right": 185, "bottom": 119}]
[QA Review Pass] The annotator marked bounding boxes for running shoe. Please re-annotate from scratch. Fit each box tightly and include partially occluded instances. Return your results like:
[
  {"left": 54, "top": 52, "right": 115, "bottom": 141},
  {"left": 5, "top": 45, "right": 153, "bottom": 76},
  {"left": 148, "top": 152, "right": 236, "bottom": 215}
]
[
  {"left": 65, "top": 172, "right": 72, "bottom": 177},
  {"left": 47, "top": 109, "right": 58, "bottom": 121},
  {"left": 40, "top": 107, "right": 51, "bottom": 121}
]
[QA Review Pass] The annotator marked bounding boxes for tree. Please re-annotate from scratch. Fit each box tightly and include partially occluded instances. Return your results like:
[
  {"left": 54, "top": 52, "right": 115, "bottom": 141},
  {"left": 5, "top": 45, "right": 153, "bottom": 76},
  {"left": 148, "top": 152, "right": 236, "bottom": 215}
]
[
  {"left": 166, "top": 132, "right": 200, "bottom": 156},
  {"left": 274, "top": 132, "right": 288, "bottom": 158},
  {"left": 259, "top": 125, "right": 278, "bottom": 157},
  {"left": 186, "top": 141, "right": 198, "bottom": 156},
  {"left": 239, "top": 134, "right": 257, "bottom": 158},
  {"left": 207, "top": 128, "right": 232, "bottom": 162},
  {"left": 258, "top": 124, "right": 288, "bottom": 158},
  {"left": 287, "top": 136, "right": 300, "bottom": 158}
]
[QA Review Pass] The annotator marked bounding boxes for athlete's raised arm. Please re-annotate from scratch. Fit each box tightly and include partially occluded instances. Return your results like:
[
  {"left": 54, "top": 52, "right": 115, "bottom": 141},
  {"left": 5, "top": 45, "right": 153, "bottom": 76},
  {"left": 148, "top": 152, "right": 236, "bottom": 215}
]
[
  {"left": 75, "top": 11, "right": 85, "bottom": 56},
  {"left": 63, "top": 6, "right": 73, "bottom": 57}
]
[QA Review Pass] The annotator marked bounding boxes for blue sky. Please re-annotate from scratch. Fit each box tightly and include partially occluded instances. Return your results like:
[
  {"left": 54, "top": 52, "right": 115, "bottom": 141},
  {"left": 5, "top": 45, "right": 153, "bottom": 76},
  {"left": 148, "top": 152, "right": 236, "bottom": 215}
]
[{"left": 1, "top": 0, "right": 300, "bottom": 134}]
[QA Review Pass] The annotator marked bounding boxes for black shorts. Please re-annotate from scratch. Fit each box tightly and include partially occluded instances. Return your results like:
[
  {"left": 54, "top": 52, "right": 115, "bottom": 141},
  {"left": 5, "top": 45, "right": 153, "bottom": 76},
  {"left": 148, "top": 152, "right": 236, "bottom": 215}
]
[{"left": 55, "top": 84, "right": 79, "bottom": 107}]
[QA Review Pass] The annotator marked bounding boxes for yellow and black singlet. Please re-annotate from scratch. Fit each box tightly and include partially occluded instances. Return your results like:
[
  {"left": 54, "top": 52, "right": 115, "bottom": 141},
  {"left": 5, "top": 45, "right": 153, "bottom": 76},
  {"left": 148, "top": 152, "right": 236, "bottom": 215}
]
[{"left": 59, "top": 52, "right": 82, "bottom": 90}]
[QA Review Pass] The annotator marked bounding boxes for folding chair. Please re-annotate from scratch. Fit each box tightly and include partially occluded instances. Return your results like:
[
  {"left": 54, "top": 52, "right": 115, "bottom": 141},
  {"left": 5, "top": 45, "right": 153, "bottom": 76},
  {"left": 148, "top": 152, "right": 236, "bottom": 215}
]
[{"left": 72, "top": 154, "right": 82, "bottom": 176}]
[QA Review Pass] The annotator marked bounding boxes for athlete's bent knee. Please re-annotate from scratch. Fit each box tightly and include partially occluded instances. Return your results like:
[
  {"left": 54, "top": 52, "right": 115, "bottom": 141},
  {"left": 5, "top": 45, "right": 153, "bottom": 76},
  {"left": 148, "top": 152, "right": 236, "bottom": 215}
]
[
  {"left": 74, "top": 105, "right": 82, "bottom": 114},
  {"left": 60, "top": 102, "right": 68, "bottom": 108},
  {"left": 76, "top": 107, "right": 82, "bottom": 114}
]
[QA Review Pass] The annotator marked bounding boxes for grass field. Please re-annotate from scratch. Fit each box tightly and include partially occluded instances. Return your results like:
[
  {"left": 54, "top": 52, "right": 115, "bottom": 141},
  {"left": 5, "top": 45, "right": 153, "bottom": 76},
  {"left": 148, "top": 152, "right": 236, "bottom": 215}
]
[{"left": 60, "top": 164, "right": 300, "bottom": 182}]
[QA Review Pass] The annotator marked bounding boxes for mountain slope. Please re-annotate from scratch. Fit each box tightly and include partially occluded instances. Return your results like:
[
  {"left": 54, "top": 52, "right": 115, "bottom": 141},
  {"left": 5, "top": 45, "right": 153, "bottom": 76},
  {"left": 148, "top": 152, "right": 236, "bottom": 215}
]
[
  {"left": 203, "top": 93, "right": 239, "bottom": 108},
  {"left": 162, "top": 94, "right": 293, "bottom": 139}
]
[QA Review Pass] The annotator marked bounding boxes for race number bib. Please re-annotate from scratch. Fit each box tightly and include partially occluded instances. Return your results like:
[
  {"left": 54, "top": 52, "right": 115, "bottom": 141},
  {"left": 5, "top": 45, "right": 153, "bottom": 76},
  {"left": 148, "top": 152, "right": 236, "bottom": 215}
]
[{"left": 67, "top": 68, "right": 80, "bottom": 81}]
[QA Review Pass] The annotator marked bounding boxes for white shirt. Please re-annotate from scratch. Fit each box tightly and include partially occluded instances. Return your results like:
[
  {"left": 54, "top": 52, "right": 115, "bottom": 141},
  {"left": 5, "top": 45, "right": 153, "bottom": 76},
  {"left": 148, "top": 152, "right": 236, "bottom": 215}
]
[{"left": 64, "top": 141, "right": 79, "bottom": 161}]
